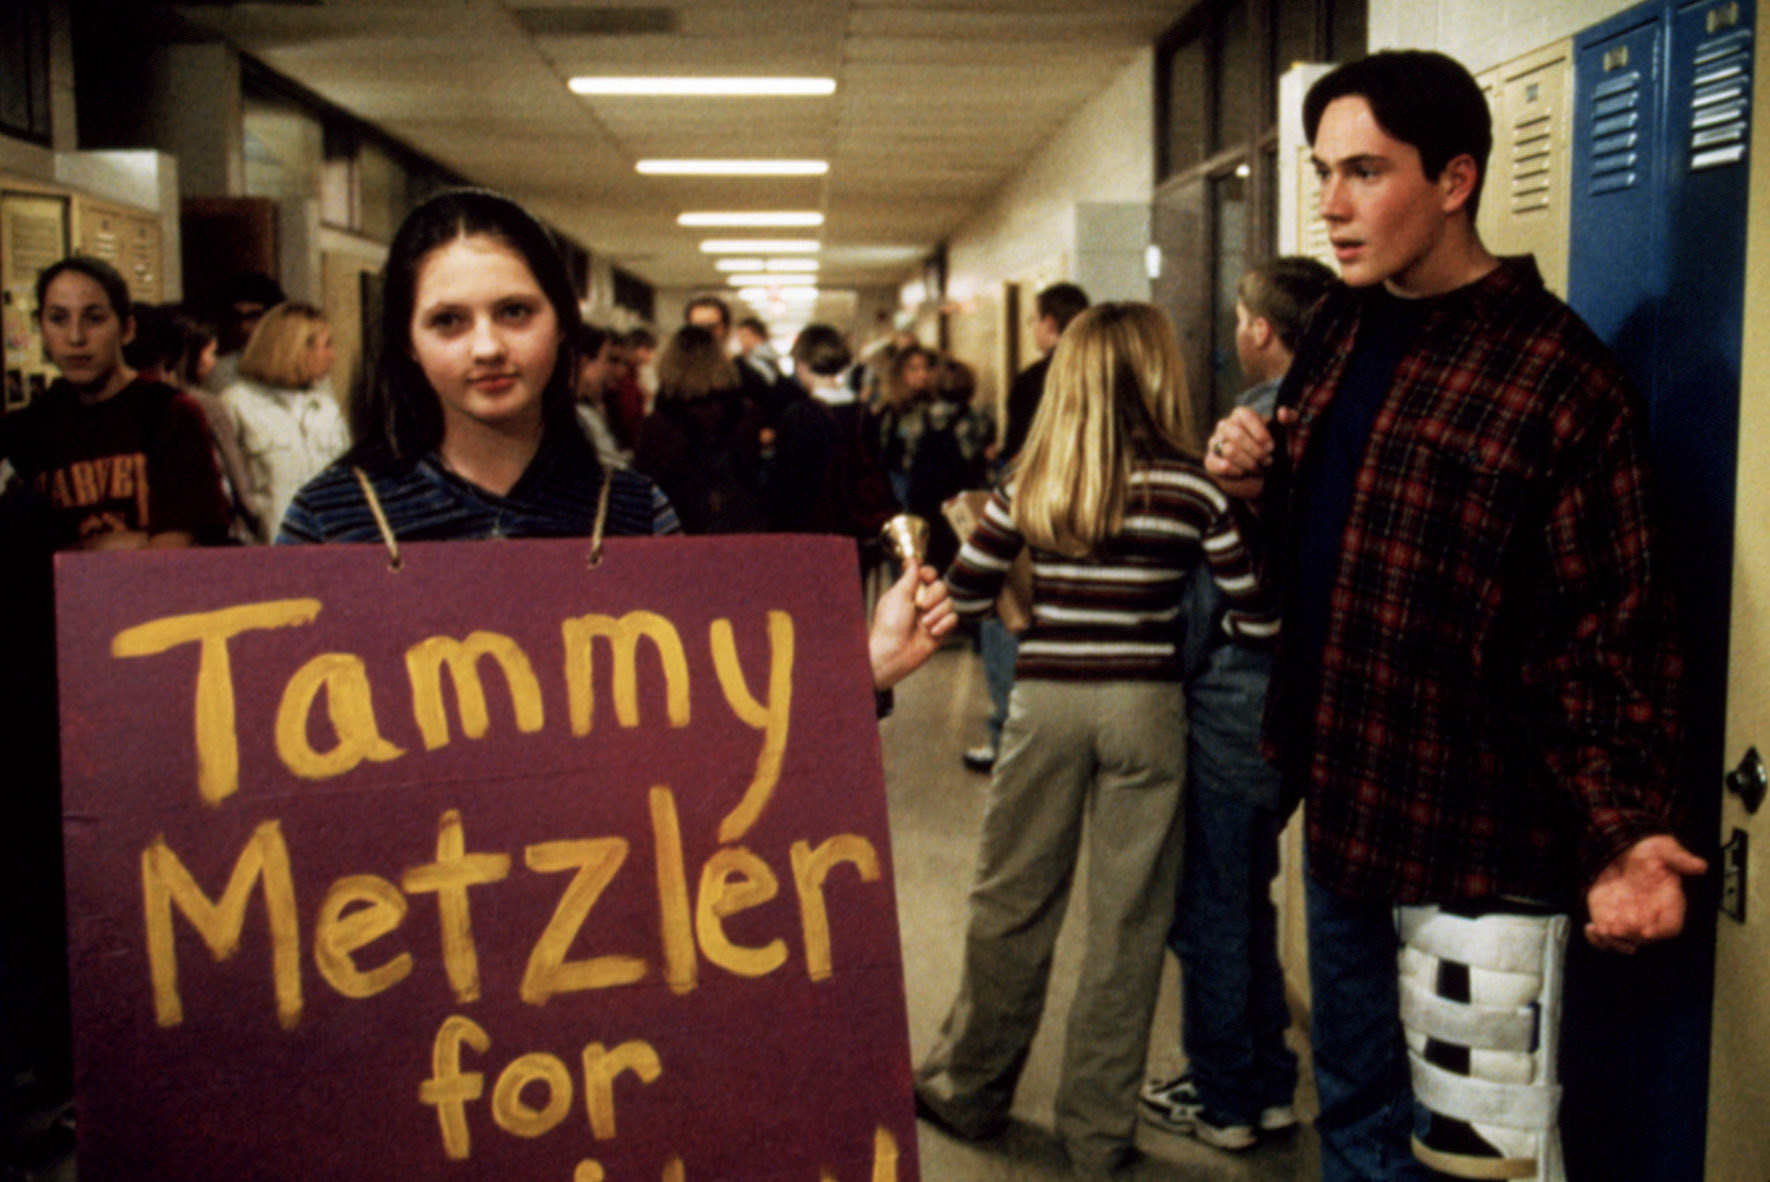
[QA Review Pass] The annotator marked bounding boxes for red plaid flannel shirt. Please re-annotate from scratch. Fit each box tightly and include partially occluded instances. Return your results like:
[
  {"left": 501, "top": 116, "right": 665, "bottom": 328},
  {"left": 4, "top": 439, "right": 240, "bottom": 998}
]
[{"left": 1265, "top": 258, "right": 1684, "bottom": 902}]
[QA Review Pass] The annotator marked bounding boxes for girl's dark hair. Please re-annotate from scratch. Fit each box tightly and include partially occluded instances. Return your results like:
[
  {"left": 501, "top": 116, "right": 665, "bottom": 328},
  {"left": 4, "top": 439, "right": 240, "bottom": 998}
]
[
  {"left": 36, "top": 256, "right": 132, "bottom": 323},
  {"left": 1303, "top": 50, "right": 1492, "bottom": 219},
  {"left": 122, "top": 302, "right": 184, "bottom": 373},
  {"left": 171, "top": 309, "right": 218, "bottom": 389},
  {"left": 348, "top": 189, "right": 583, "bottom": 469}
]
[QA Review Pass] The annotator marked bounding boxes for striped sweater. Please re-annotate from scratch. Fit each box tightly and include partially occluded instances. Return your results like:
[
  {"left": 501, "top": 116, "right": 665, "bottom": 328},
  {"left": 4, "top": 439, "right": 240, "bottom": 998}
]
[{"left": 946, "top": 458, "right": 1276, "bottom": 681}]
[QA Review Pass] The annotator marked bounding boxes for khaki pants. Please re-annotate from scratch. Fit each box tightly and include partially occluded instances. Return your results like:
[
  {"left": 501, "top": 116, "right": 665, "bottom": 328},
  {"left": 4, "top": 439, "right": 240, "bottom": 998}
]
[{"left": 916, "top": 678, "right": 1187, "bottom": 1168}]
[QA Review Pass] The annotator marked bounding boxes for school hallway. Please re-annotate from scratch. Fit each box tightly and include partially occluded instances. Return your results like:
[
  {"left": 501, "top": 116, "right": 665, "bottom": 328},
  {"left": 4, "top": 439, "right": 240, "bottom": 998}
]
[{"left": 883, "top": 639, "right": 1319, "bottom": 1181}]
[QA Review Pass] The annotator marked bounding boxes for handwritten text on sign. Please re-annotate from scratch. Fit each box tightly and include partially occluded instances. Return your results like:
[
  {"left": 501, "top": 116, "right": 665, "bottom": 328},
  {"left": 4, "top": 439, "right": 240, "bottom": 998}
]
[{"left": 55, "top": 536, "right": 918, "bottom": 1182}]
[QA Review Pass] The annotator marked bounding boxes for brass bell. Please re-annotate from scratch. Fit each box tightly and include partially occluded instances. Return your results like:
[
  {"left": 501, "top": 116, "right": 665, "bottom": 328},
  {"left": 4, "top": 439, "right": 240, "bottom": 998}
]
[{"left": 879, "top": 513, "right": 930, "bottom": 568}]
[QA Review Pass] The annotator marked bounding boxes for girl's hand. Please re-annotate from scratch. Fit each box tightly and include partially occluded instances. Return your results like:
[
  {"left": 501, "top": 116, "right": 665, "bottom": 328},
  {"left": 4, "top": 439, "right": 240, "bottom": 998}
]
[{"left": 870, "top": 565, "right": 955, "bottom": 690}]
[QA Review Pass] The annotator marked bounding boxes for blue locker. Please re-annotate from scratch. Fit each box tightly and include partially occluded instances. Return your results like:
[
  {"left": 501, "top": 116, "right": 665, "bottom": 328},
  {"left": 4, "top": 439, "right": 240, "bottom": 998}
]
[{"left": 1566, "top": 1, "right": 1751, "bottom": 1178}]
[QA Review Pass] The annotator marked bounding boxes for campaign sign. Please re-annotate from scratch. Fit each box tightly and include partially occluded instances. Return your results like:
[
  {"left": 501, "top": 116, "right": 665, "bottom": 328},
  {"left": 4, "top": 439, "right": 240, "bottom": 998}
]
[{"left": 55, "top": 535, "right": 919, "bottom": 1182}]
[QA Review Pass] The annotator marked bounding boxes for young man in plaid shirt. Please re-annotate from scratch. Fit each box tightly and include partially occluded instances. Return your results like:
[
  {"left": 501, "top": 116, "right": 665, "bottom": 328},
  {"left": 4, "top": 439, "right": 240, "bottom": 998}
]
[{"left": 1207, "top": 51, "right": 1706, "bottom": 1182}]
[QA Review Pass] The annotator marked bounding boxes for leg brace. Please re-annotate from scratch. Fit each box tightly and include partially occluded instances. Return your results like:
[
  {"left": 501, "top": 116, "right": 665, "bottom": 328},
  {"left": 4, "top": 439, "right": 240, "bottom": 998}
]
[{"left": 1397, "top": 905, "right": 1570, "bottom": 1182}]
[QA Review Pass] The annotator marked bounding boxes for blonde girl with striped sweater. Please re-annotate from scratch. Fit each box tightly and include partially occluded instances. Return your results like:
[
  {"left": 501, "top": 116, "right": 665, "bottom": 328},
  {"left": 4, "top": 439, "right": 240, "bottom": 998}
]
[{"left": 913, "top": 302, "right": 1275, "bottom": 1177}]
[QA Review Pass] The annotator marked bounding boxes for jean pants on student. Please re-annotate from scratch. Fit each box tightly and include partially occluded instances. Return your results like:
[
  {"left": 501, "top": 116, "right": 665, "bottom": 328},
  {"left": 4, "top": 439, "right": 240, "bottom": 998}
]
[
  {"left": 1304, "top": 874, "right": 1437, "bottom": 1182},
  {"left": 979, "top": 618, "right": 1017, "bottom": 754},
  {"left": 1168, "top": 639, "right": 1298, "bottom": 1125}
]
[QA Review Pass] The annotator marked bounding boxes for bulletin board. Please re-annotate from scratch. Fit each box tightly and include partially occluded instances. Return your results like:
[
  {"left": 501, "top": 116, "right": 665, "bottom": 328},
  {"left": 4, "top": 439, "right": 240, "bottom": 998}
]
[{"left": 2, "top": 188, "right": 68, "bottom": 412}]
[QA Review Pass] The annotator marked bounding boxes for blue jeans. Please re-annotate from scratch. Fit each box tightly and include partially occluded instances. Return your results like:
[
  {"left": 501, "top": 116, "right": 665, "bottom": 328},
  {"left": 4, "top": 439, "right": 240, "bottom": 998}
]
[
  {"left": 1172, "top": 788, "right": 1295, "bottom": 1123},
  {"left": 1167, "top": 639, "right": 1296, "bottom": 1124},
  {"left": 1304, "top": 875, "right": 1435, "bottom": 1182},
  {"left": 979, "top": 618, "right": 1017, "bottom": 754}
]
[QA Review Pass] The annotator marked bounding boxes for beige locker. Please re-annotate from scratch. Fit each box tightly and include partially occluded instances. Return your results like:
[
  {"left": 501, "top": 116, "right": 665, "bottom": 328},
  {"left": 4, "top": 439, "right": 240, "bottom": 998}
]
[
  {"left": 2, "top": 185, "right": 71, "bottom": 412},
  {"left": 1476, "top": 40, "right": 1574, "bottom": 297}
]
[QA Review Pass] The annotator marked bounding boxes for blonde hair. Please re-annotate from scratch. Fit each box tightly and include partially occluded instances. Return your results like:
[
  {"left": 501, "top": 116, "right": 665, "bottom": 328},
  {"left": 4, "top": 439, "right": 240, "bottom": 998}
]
[
  {"left": 237, "top": 302, "right": 329, "bottom": 389},
  {"left": 1011, "top": 302, "right": 1198, "bottom": 557},
  {"left": 655, "top": 324, "right": 739, "bottom": 400}
]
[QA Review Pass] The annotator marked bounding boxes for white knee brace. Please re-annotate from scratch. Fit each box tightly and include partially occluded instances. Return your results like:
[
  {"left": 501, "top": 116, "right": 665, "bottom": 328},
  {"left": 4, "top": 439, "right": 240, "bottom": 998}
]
[{"left": 1396, "top": 905, "right": 1570, "bottom": 1182}]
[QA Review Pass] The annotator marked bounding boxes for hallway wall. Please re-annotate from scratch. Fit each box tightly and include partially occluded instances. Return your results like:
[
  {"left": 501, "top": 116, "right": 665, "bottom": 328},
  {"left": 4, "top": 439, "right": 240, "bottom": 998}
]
[{"left": 940, "top": 48, "right": 1156, "bottom": 412}]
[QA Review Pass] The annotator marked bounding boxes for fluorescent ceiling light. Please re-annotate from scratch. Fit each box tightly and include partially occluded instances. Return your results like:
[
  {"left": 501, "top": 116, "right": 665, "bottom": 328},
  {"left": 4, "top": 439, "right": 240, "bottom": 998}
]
[
  {"left": 571, "top": 77, "right": 835, "bottom": 97},
  {"left": 716, "top": 258, "right": 819, "bottom": 274},
  {"left": 678, "top": 211, "right": 824, "bottom": 227},
  {"left": 700, "top": 239, "right": 820, "bottom": 254},
  {"left": 737, "top": 285, "right": 819, "bottom": 303},
  {"left": 638, "top": 159, "right": 829, "bottom": 176},
  {"left": 725, "top": 274, "right": 792, "bottom": 286}
]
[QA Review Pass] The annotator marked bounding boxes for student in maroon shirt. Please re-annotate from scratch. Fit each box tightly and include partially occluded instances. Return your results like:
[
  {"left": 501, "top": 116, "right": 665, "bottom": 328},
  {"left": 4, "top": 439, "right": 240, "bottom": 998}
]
[
  {"left": 1207, "top": 52, "right": 1702, "bottom": 1182},
  {"left": 1, "top": 257, "right": 227, "bottom": 551}
]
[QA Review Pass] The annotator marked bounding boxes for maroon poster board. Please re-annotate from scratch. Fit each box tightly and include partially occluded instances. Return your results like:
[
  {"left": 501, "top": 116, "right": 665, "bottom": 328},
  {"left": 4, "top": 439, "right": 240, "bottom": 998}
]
[{"left": 55, "top": 535, "right": 920, "bottom": 1182}]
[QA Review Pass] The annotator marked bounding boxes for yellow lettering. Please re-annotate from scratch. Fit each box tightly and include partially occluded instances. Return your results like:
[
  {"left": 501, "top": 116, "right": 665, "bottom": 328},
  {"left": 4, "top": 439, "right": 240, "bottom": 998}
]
[
  {"left": 492, "top": 1052, "right": 573, "bottom": 1139},
  {"left": 401, "top": 811, "right": 511, "bottom": 1004},
  {"left": 519, "top": 839, "right": 646, "bottom": 1004},
  {"left": 649, "top": 787, "right": 696, "bottom": 995},
  {"left": 580, "top": 1040, "right": 662, "bottom": 1141},
  {"left": 791, "top": 836, "right": 882, "bottom": 983},
  {"left": 575, "top": 1162, "right": 605, "bottom": 1182},
  {"left": 872, "top": 1126, "right": 900, "bottom": 1182},
  {"left": 405, "top": 631, "right": 545, "bottom": 751},
  {"left": 818, "top": 1127, "right": 899, "bottom": 1182},
  {"left": 709, "top": 612, "right": 794, "bottom": 842},
  {"left": 141, "top": 820, "right": 301, "bottom": 1029},
  {"left": 112, "top": 599, "right": 322, "bottom": 805},
  {"left": 419, "top": 1015, "right": 488, "bottom": 1160},
  {"left": 314, "top": 874, "right": 412, "bottom": 999},
  {"left": 695, "top": 847, "right": 787, "bottom": 978},
  {"left": 561, "top": 612, "right": 690, "bottom": 736},
  {"left": 274, "top": 652, "right": 406, "bottom": 780}
]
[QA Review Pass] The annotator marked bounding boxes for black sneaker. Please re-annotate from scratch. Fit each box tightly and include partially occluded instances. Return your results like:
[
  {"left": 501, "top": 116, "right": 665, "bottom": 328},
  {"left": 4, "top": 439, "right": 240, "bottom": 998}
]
[
  {"left": 1139, "top": 1072, "right": 1257, "bottom": 1150},
  {"left": 961, "top": 745, "right": 995, "bottom": 773}
]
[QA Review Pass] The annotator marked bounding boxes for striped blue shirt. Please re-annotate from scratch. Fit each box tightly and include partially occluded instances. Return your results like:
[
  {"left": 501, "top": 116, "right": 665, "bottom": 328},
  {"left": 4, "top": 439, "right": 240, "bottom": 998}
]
[{"left": 277, "top": 436, "right": 680, "bottom": 544}]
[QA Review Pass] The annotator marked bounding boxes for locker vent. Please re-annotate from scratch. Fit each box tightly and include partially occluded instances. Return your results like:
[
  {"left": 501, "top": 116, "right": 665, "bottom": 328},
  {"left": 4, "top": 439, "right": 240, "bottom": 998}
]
[
  {"left": 1586, "top": 69, "right": 1642, "bottom": 194},
  {"left": 1687, "top": 27, "right": 1752, "bottom": 171},
  {"left": 1507, "top": 92, "right": 1557, "bottom": 214}
]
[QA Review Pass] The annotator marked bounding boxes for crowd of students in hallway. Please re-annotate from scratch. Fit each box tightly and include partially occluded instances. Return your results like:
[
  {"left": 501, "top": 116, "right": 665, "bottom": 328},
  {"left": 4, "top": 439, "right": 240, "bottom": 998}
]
[{"left": 0, "top": 47, "right": 1711, "bottom": 1182}]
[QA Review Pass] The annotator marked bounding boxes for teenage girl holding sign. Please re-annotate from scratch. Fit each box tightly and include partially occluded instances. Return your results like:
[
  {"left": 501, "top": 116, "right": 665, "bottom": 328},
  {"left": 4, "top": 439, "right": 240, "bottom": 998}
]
[{"left": 279, "top": 190, "right": 678, "bottom": 544}]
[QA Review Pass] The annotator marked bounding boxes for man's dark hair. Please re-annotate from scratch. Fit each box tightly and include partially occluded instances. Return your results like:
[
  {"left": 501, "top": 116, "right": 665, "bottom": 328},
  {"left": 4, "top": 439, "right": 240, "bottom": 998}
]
[
  {"left": 736, "top": 316, "right": 769, "bottom": 338},
  {"left": 791, "top": 324, "right": 852, "bottom": 377},
  {"left": 1303, "top": 50, "right": 1492, "bottom": 219},
  {"left": 1034, "top": 283, "right": 1090, "bottom": 333},
  {"left": 574, "top": 323, "right": 610, "bottom": 359},
  {"left": 684, "top": 295, "right": 731, "bottom": 333},
  {"left": 219, "top": 271, "right": 287, "bottom": 314},
  {"left": 623, "top": 326, "right": 657, "bottom": 350},
  {"left": 1237, "top": 256, "right": 1337, "bottom": 352}
]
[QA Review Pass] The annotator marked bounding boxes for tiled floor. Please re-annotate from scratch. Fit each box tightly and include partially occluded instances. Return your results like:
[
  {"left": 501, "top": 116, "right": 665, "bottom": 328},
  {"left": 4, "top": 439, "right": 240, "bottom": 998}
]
[{"left": 884, "top": 642, "right": 1321, "bottom": 1180}]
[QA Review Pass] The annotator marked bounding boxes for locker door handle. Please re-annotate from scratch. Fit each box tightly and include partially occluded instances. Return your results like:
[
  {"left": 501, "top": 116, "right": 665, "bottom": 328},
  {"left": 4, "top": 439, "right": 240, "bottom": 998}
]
[{"left": 1726, "top": 747, "right": 1766, "bottom": 813}]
